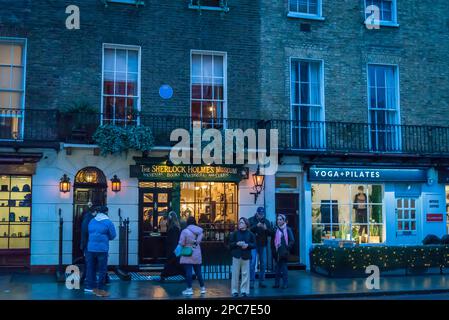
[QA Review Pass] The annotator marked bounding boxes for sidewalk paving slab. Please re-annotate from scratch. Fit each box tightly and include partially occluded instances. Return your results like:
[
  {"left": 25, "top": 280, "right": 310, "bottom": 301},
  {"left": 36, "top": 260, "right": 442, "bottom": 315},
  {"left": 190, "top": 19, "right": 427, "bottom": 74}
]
[{"left": 1, "top": 271, "right": 449, "bottom": 300}]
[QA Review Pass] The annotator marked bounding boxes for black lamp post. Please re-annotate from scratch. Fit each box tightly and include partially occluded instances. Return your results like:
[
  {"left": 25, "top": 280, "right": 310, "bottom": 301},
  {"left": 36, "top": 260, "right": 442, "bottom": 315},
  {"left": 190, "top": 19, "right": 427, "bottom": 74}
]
[
  {"left": 250, "top": 166, "right": 265, "bottom": 204},
  {"left": 59, "top": 174, "right": 71, "bottom": 193}
]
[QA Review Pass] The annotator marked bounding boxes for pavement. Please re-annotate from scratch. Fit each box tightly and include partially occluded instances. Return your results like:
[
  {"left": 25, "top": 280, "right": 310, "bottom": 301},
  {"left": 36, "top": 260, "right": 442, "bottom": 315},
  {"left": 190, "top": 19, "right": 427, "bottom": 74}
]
[{"left": 2, "top": 271, "right": 449, "bottom": 300}]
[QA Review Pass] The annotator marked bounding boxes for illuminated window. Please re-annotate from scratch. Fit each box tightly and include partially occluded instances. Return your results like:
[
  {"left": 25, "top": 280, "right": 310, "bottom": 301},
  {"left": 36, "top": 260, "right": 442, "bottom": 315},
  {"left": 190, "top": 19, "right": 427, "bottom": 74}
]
[{"left": 311, "top": 184, "right": 384, "bottom": 244}]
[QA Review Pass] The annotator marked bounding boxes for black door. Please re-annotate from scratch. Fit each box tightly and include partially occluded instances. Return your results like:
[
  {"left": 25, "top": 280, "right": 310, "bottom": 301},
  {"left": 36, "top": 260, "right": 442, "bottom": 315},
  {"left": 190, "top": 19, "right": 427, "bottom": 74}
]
[
  {"left": 72, "top": 187, "right": 106, "bottom": 262},
  {"left": 139, "top": 187, "right": 172, "bottom": 265},
  {"left": 275, "top": 193, "right": 300, "bottom": 263}
]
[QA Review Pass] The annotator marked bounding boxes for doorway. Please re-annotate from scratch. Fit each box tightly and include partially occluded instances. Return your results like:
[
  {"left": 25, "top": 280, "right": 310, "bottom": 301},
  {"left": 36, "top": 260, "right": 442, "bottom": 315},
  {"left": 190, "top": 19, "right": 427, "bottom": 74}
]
[
  {"left": 72, "top": 167, "right": 107, "bottom": 263},
  {"left": 275, "top": 193, "right": 300, "bottom": 263},
  {"left": 139, "top": 182, "right": 173, "bottom": 265}
]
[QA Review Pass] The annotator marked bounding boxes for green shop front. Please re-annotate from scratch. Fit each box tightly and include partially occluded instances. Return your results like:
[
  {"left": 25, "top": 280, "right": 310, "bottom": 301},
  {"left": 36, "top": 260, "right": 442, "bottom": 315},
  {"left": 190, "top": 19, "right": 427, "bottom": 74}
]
[{"left": 130, "top": 159, "right": 246, "bottom": 265}]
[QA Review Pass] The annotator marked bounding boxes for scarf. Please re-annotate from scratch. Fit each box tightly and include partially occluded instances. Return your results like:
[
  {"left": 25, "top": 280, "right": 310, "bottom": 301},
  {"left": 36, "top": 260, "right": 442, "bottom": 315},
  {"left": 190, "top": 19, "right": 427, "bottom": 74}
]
[{"left": 274, "top": 225, "right": 288, "bottom": 251}]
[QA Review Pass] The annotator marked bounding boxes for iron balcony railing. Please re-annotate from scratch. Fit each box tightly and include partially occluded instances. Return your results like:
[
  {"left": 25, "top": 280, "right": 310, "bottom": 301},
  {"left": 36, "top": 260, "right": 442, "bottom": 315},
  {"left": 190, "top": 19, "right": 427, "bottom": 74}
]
[{"left": 2, "top": 108, "right": 449, "bottom": 156}]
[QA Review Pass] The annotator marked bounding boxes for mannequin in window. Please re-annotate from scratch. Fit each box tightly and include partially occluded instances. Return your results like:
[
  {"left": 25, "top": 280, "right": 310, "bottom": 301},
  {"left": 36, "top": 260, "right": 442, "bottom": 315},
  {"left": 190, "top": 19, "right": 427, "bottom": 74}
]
[{"left": 353, "top": 186, "right": 368, "bottom": 238}]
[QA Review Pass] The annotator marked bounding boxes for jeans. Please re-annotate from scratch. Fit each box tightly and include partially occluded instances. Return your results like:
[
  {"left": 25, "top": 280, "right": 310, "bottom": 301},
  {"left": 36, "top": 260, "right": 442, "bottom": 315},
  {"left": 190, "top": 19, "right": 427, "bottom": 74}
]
[
  {"left": 184, "top": 264, "right": 204, "bottom": 288},
  {"left": 250, "top": 246, "right": 267, "bottom": 283},
  {"left": 274, "top": 260, "right": 288, "bottom": 287},
  {"left": 86, "top": 251, "right": 108, "bottom": 290}
]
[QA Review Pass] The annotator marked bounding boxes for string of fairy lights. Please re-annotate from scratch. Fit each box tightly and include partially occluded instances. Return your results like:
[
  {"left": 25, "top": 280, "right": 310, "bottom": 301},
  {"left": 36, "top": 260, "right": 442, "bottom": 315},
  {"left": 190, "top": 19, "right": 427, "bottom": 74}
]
[{"left": 311, "top": 245, "right": 449, "bottom": 276}]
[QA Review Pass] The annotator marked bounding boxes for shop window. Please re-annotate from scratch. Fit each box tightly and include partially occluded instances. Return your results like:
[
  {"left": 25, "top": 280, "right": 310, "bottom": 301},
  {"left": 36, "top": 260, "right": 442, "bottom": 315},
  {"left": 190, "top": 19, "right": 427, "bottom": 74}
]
[
  {"left": 181, "top": 182, "right": 237, "bottom": 240},
  {"left": 102, "top": 45, "right": 140, "bottom": 126},
  {"left": 0, "top": 175, "right": 31, "bottom": 250},
  {"left": 396, "top": 198, "right": 417, "bottom": 234},
  {"left": 311, "top": 184, "right": 384, "bottom": 244},
  {"left": 189, "top": 0, "right": 230, "bottom": 12}
]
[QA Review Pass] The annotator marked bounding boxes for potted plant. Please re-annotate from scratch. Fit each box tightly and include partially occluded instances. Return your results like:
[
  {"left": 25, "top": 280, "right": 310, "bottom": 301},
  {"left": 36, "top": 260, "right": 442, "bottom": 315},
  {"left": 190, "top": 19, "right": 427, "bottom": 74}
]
[{"left": 369, "top": 221, "right": 381, "bottom": 243}]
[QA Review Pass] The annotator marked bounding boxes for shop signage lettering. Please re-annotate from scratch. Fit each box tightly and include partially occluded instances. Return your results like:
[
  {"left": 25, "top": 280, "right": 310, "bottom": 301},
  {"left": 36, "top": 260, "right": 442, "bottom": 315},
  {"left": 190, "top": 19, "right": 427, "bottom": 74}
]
[
  {"left": 308, "top": 168, "right": 427, "bottom": 182},
  {"left": 426, "top": 214, "right": 444, "bottom": 222},
  {"left": 130, "top": 164, "right": 242, "bottom": 182}
]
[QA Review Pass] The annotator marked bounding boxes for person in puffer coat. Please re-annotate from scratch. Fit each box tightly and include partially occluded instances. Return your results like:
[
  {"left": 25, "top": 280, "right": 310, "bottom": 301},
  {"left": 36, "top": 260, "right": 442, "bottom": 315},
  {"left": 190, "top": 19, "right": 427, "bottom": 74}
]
[
  {"left": 86, "top": 206, "right": 116, "bottom": 297},
  {"left": 178, "top": 216, "right": 206, "bottom": 296}
]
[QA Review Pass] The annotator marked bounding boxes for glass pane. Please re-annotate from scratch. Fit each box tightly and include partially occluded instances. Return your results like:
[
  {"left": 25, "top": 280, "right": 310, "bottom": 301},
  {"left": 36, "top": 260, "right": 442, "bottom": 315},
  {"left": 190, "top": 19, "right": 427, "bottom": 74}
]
[
  {"left": 115, "top": 72, "right": 126, "bottom": 95},
  {"left": 331, "top": 184, "right": 350, "bottom": 204},
  {"left": 0, "top": 44, "right": 12, "bottom": 65},
  {"left": 127, "top": 50, "right": 138, "bottom": 73},
  {"left": 397, "top": 209, "right": 403, "bottom": 220},
  {"left": 411, "top": 221, "right": 416, "bottom": 231},
  {"left": 404, "top": 210, "right": 409, "bottom": 219},
  {"left": 202, "top": 55, "right": 212, "bottom": 78},
  {"left": 275, "top": 177, "right": 297, "bottom": 189},
  {"left": 143, "top": 193, "right": 153, "bottom": 203},
  {"left": 192, "top": 54, "right": 201, "bottom": 76},
  {"left": 0, "top": 66, "right": 11, "bottom": 89},
  {"left": 410, "top": 199, "right": 416, "bottom": 208},
  {"left": 404, "top": 199, "right": 409, "bottom": 208},
  {"left": 369, "top": 225, "right": 382, "bottom": 243},
  {"left": 311, "top": 184, "right": 330, "bottom": 203},
  {"left": 104, "top": 48, "right": 115, "bottom": 71},
  {"left": 370, "top": 204, "right": 383, "bottom": 223},
  {"left": 116, "top": 50, "right": 126, "bottom": 72},
  {"left": 312, "top": 204, "right": 321, "bottom": 223},
  {"left": 312, "top": 224, "right": 324, "bottom": 244},
  {"left": 103, "top": 72, "right": 114, "bottom": 95},
  {"left": 213, "top": 55, "right": 223, "bottom": 77},
  {"left": 158, "top": 193, "right": 168, "bottom": 203},
  {"left": 127, "top": 73, "right": 138, "bottom": 96},
  {"left": 338, "top": 205, "right": 350, "bottom": 225}
]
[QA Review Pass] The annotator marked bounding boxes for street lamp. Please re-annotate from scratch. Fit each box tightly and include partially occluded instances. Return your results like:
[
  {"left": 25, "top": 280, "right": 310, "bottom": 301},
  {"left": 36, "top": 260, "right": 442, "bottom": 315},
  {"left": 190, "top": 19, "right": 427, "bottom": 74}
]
[
  {"left": 59, "top": 174, "right": 71, "bottom": 193},
  {"left": 111, "top": 175, "right": 121, "bottom": 192},
  {"left": 250, "top": 166, "right": 265, "bottom": 204}
]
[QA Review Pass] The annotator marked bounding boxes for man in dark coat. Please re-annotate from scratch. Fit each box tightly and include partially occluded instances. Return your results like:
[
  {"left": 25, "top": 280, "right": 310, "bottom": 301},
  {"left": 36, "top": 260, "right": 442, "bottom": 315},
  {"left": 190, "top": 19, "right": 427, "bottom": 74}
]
[
  {"left": 248, "top": 206, "right": 274, "bottom": 288},
  {"left": 80, "top": 204, "right": 96, "bottom": 286}
]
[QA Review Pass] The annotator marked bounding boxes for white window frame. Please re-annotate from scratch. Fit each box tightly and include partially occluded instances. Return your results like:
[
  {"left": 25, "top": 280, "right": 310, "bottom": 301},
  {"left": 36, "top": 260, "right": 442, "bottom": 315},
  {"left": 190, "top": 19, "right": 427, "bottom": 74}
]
[
  {"left": 395, "top": 197, "right": 418, "bottom": 235},
  {"left": 364, "top": 0, "right": 399, "bottom": 27},
  {"left": 367, "top": 63, "right": 401, "bottom": 152},
  {"left": 289, "top": 57, "right": 325, "bottom": 150},
  {"left": 287, "top": 0, "right": 325, "bottom": 21},
  {"left": 188, "top": 0, "right": 230, "bottom": 12},
  {"left": 190, "top": 50, "right": 227, "bottom": 128},
  {"left": 101, "top": 43, "right": 141, "bottom": 126},
  {"left": 0, "top": 37, "right": 27, "bottom": 141},
  {"left": 106, "top": 0, "right": 145, "bottom": 5}
]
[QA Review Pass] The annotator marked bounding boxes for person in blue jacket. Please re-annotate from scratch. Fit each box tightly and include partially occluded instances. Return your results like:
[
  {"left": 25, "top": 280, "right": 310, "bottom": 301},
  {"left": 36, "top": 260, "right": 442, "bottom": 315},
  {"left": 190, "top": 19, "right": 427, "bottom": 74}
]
[{"left": 86, "top": 206, "right": 116, "bottom": 297}]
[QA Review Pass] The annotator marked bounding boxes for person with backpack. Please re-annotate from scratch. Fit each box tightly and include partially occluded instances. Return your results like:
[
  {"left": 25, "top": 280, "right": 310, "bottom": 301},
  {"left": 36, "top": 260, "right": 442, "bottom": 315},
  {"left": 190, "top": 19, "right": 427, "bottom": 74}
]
[
  {"left": 86, "top": 206, "right": 116, "bottom": 297},
  {"left": 272, "top": 214, "right": 294, "bottom": 289},
  {"left": 229, "top": 217, "right": 256, "bottom": 297},
  {"left": 178, "top": 216, "right": 206, "bottom": 296}
]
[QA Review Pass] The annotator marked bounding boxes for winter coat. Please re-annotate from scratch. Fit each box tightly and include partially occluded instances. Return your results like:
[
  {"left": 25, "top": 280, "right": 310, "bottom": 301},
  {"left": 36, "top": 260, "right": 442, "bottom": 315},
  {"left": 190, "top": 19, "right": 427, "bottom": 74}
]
[
  {"left": 249, "top": 215, "right": 274, "bottom": 247},
  {"left": 178, "top": 224, "right": 203, "bottom": 265},
  {"left": 229, "top": 230, "right": 256, "bottom": 260},
  {"left": 80, "top": 210, "right": 95, "bottom": 252},
  {"left": 271, "top": 226, "right": 295, "bottom": 262},
  {"left": 87, "top": 213, "right": 116, "bottom": 253},
  {"left": 166, "top": 225, "right": 181, "bottom": 259}
]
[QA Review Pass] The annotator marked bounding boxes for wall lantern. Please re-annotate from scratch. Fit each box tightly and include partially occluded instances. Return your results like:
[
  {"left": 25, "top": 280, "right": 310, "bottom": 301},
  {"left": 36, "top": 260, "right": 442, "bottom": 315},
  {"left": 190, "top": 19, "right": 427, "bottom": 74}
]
[
  {"left": 60, "top": 174, "right": 71, "bottom": 193},
  {"left": 111, "top": 175, "right": 121, "bottom": 192},
  {"left": 250, "top": 166, "right": 265, "bottom": 204}
]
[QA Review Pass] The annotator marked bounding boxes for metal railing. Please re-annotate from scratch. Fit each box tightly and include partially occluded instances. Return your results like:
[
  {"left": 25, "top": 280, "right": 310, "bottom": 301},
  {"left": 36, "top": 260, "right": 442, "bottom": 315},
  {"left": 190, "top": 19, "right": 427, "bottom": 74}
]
[{"left": 3, "top": 108, "right": 449, "bottom": 156}]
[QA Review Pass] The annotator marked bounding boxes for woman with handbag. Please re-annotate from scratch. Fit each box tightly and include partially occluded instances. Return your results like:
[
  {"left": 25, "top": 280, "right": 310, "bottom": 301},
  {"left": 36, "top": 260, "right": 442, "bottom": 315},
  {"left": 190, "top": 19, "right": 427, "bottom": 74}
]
[
  {"left": 272, "top": 214, "right": 294, "bottom": 289},
  {"left": 178, "top": 216, "right": 206, "bottom": 296},
  {"left": 229, "top": 217, "right": 256, "bottom": 297}
]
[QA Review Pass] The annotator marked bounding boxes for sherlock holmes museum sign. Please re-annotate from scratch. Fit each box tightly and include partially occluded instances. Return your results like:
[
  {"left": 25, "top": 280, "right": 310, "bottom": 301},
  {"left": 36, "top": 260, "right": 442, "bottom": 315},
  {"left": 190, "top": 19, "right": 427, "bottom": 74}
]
[{"left": 130, "top": 164, "right": 244, "bottom": 182}]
